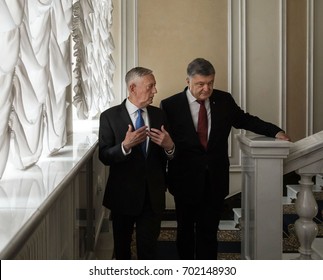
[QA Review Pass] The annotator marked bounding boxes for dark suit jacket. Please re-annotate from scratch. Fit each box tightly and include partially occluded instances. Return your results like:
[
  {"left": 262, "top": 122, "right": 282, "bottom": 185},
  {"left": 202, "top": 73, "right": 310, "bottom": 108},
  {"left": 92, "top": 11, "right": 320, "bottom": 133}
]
[
  {"left": 99, "top": 100, "right": 169, "bottom": 216},
  {"left": 160, "top": 87, "right": 283, "bottom": 204}
]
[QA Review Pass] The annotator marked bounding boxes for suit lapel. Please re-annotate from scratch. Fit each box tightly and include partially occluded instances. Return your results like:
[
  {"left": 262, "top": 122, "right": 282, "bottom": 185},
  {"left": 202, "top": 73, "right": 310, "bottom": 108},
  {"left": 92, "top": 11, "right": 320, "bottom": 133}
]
[
  {"left": 208, "top": 92, "right": 219, "bottom": 144},
  {"left": 179, "top": 91, "right": 197, "bottom": 136},
  {"left": 119, "top": 99, "right": 133, "bottom": 127},
  {"left": 146, "top": 106, "right": 157, "bottom": 156}
]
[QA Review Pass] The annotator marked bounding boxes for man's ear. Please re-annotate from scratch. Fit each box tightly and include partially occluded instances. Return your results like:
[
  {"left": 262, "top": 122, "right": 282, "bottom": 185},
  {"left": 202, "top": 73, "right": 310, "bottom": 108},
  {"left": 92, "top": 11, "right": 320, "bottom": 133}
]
[
  {"left": 186, "top": 77, "right": 190, "bottom": 89},
  {"left": 129, "top": 83, "right": 136, "bottom": 94}
]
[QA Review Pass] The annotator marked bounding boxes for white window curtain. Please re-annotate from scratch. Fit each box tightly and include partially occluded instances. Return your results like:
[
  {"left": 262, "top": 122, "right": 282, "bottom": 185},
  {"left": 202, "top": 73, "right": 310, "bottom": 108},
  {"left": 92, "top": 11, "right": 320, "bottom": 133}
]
[
  {"left": 72, "top": 0, "right": 115, "bottom": 120},
  {"left": 0, "top": 0, "right": 115, "bottom": 179}
]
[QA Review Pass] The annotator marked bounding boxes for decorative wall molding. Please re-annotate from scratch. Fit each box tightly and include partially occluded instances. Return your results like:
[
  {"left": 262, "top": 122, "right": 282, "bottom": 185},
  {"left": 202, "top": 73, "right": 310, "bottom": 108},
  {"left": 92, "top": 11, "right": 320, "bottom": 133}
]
[
  {"left": 306, "top": 0, "right": 314, "bottom": 135},
  {"left": 229, "top": 0, "right": 246, "bottom": 167},
  {"left": 120, "top": 0, "right": 138, "bottom": 100},
  {"left": 239, "top": 0, "right": 247, "bottom": 113},
  {"left": 280, "top": 0, "right": 287, "bottom": 130},
  {"left": 230, "top": 0, "right": 287, "bottom": 170}
]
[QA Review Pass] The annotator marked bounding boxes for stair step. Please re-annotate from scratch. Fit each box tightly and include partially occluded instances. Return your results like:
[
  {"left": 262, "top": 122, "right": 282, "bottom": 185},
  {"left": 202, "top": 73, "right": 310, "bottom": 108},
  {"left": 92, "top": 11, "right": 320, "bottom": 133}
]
[
  {"left": 229, "top": 200, "right": 298, "bottom": 215},
  {"left": 283, "top": 197, "right": 296, "bottom": 214},
  {"left": 287, "top": 184, "right": 323, "bottom": 201},
  {"left": 219, "top": 220, "right": 239, "bottom": 231},
  {"left": 228, "top": 199, "right": 320, "bottom": 218},
  {"left": 217, "top": 224, "right": 241, "bottom": 242},
  {"left": 231, "top": 205, "right": 298, "bottom": 219},
  {"left": 233, "top": 208, "right": 241, "bottom": 224},
  {"left": 161, "top": 221, "right": 177, "bottom": 228},
  {"left": 312, "top": 238, "right": 323, "bottom": 259},
  {"left": 282, "top": 253, "right": 301, "bottom": 259},
  {"left": 282, "top": 196, "right": 293, "bottom": 204},
  {"left": 316, "top": 174, "right": 323, "bottom": 187}
]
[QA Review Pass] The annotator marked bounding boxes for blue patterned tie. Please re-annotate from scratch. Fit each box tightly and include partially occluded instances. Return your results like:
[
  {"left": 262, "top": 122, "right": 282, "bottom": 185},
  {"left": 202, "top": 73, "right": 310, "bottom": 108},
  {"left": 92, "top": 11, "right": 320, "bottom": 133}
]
[{"left": 135, "top": 109, "right": 147, "bottom": 155}]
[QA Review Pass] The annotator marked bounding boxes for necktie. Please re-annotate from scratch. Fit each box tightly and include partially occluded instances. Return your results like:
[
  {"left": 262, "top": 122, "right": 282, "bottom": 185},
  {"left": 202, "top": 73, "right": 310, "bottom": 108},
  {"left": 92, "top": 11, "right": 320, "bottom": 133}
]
[
  {"left": 197, "top": 100, "right": 208, "bottom": 150},
  {"left": 135, "top": 109, "right": 147, "bottom": 155}
]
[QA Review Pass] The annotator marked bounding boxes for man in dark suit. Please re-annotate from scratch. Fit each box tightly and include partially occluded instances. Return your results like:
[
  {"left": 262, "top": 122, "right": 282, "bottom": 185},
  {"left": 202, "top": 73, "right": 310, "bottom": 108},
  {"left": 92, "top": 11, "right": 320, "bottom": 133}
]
[
  {"left": 99, "top": 67, "right": 175, "bottom": 259},
  {"left": 160, "top": 58, "right": 290, "bottom": 260}
]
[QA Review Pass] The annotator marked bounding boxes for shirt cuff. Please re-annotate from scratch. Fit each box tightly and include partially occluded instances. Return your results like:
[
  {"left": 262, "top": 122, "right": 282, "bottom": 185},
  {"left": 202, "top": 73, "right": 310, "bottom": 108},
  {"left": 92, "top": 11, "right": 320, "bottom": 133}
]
[
  {"left": 121, "top": 142, "right": 131, "bottom": 155},
  {"left": 164, "top": 145, "right": 175, "bottom": 156}
]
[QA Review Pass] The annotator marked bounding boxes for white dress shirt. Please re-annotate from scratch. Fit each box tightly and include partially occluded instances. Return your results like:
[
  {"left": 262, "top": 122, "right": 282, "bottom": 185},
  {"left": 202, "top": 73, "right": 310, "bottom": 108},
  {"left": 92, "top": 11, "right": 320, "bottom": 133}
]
[
  {"left": 125, "top": 98, "right": 150, "bottom": 130},
  {"left": 121, "top": 99, "right": 149, "bottom": 155}
]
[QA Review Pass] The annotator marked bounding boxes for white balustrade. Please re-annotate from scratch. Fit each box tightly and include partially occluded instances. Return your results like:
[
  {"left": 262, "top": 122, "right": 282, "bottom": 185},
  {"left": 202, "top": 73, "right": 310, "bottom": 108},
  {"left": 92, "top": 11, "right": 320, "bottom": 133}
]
[
  {"left": 294, "top": 173, "right": 318, "bottom": 259},
  {"left": 237, "top": 131, "right": 323, "bottom": 259},
  {"left": 0, "top": 127, "right": 107, "bottom": 259},
  {"left": 236, "top": 134, "right": 291, "bottom": 259},
  {"left": 284, "top": 131, "right": 323, "bottom": 259}
]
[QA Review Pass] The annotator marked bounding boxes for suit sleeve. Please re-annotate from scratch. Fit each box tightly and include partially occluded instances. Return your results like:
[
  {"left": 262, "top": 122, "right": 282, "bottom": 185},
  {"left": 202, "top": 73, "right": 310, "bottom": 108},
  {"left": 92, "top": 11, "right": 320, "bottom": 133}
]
[{"left": 98, "top": 111, "right": 128, "bottom": 165}]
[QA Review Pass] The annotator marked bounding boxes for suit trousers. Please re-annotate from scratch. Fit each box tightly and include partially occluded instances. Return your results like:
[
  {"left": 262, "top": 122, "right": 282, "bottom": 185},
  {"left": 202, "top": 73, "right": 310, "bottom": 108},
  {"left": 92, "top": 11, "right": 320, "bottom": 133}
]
[
  {"left": 174, "top": 170, "right": 224, "bottom": 260},
  {"left": 111, "top": 189, "right": 161, "bottom": 260}
]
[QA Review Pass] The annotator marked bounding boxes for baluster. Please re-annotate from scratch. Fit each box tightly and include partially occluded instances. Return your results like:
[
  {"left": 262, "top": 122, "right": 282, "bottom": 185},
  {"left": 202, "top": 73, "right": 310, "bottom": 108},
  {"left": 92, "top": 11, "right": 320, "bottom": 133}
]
[{"left": 294, "top": 173, "right": 318, "bottom": 259}]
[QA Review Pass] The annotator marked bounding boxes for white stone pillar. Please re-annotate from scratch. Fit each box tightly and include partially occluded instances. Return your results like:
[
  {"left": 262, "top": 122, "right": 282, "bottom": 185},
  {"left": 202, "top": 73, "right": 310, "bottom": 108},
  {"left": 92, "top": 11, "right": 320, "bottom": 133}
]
[
  {"left": 237, "top": 134, "right": 291, "bottom": 260},
  {"left": 294, "top": 173, "right": 318, "bottom": 259},
  {"left": 284, "top": 131, "right": 323, "bottom": 259}
]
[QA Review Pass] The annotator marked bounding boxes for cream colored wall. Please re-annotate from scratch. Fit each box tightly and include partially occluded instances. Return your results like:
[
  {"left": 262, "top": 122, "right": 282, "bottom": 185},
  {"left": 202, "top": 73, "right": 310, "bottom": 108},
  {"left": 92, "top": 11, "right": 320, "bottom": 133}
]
[
  {"left": 285, "top": 0, "right": 323, "bottom": 139},
  {"left": 286, "top": 0, "right": 307, "bottom": 141},
  {"left": 137, "top": 0, "right": 284, "bottom": 202},
  {"left": 123, "top": 0, "right": 323, "bottom": 203},
  {"left": 246, "top": 0, "right": 282, "bottom": 124},
  {"left": 138, "top": 0, "right": 228, "bottom": 207},
  {"left": 138, "top": 0, "right": 228, "bottom": 106}
]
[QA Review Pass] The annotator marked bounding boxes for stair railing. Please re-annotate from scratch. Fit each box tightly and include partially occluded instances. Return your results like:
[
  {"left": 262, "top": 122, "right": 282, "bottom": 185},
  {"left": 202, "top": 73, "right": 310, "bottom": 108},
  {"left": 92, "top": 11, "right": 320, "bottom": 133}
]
[
  {"left": 237, "top": 131, "right": 323, "bottom": 260},
  {"left": 236, "top": 134, "right": 291, "bottom": 259},
  {"left": 283, "top": 131, "right": 323, "bottom": 259}
]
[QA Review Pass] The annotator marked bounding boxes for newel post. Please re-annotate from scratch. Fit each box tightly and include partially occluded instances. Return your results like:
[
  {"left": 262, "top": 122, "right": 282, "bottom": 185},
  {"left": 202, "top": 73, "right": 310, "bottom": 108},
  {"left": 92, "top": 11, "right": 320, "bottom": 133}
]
[{"left": 236, "top": 134, "right": 291, "bottom": 260}]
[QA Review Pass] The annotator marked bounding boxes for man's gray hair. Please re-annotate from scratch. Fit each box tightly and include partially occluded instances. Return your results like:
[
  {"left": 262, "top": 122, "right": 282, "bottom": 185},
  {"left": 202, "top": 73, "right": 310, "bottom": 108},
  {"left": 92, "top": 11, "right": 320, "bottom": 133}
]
[{"left": 125, "top": 67, "right": 153, "bottom": 86}]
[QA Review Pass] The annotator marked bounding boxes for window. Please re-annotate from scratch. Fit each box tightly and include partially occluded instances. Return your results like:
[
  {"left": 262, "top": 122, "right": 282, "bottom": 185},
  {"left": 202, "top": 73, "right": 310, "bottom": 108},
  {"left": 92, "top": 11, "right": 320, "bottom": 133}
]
[{"left": 0, "top": 0, "right": 115, "bottom": 179}]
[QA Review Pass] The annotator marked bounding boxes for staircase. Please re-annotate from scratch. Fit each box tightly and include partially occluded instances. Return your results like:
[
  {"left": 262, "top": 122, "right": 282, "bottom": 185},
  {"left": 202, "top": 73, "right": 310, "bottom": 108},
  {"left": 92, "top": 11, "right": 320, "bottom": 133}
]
[
  {"left": 95, "top": 183, "right": 323, "bottom": 260},
  {"left": 217, "top": 194, "right": 241, "bottom": 259},
  {"left": 95, "top": 132, "right": 323, "bottom": 260},
  {"left": 217, "top": 174, "right": 323, "bottom": 259}
]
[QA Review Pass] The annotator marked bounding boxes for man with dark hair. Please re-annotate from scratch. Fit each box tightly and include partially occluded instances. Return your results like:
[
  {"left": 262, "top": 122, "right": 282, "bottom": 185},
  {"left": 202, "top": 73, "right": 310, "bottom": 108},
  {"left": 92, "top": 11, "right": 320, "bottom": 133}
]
[
  {"left": 99, "top": 67, "right": 175, "bottom": 259},
  {"left": 161, "top": 58, "right": 290, "bottom": 260}
]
